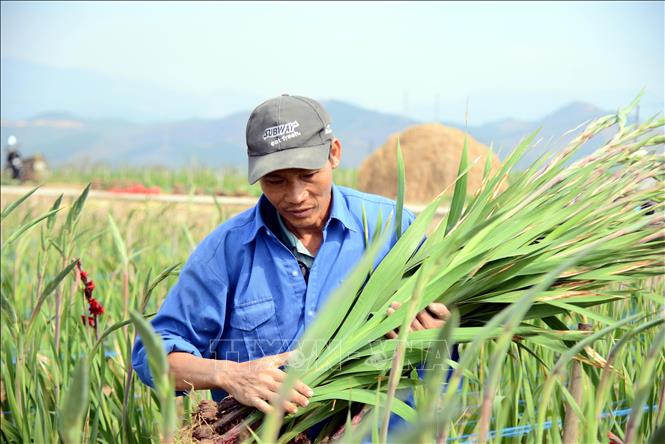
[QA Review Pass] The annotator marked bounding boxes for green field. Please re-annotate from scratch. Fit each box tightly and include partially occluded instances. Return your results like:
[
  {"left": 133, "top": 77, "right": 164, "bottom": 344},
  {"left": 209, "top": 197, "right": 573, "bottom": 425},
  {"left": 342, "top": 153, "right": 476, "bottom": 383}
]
[
  {"left": 1, "top": 105, "right": 664, "bottom": 443},
  {"left": 1, "top": 185, "right": 662, "bottom": 443},
  {"left": 1, "top": 165, "right": 359, "bottom": 197}
]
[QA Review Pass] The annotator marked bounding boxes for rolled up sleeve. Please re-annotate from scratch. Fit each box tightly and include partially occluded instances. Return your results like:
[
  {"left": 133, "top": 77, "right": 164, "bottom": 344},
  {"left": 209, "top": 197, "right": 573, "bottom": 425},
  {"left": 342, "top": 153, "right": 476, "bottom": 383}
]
[{"left": 132, "top": 250, "right": 228, "bottom": 389}]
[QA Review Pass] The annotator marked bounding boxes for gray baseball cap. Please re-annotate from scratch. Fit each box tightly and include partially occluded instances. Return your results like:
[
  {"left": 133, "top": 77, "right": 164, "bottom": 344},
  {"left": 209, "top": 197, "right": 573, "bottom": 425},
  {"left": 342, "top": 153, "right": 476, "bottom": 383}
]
[{"left": 246, "top": 94, "right": 335, "bottom": 184}]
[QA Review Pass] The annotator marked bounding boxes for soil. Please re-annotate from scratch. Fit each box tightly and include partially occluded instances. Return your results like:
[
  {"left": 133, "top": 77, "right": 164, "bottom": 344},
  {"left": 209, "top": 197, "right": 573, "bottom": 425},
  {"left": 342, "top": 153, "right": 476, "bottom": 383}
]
[{"left": 184, "top": 398, "right": 311, "bottom": 444}]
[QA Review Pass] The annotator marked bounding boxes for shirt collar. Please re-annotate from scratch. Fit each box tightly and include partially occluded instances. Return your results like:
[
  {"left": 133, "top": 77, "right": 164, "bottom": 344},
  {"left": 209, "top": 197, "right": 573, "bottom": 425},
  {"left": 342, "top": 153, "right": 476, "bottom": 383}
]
[
  {"left": 242, "top": 184, "right": 359, "bottom": 245},
  {"left": 328, "top": 184, "right": 359, "bottom": 233},
  {"left": 276, "top": 212, "right": 315, "bottom": 258}
]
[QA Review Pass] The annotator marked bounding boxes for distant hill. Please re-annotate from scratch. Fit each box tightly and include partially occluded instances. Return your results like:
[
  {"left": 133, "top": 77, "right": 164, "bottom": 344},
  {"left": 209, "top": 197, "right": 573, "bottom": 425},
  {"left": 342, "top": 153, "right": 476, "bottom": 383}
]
[
  {"left": 1, "top": 99, "right": 647, "bottom": 171},
  {"left": 459, "top": 101, "right": 626, "bottom": 169},
  {"left": 2, "top": 56, "right": 653, "bottom": 171},
  {"left": 0, "top": 101, "right": 417, "bottom": 168}
]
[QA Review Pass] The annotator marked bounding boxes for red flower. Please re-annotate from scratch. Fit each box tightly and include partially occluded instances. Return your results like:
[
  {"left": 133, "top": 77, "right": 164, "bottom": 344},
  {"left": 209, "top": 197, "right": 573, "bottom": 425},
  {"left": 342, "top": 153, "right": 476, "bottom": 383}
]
[
  {"left": 81, "top": 315, "right": 96, "bottom": 327},
  {"left": 75, "top": 259, "right": 104, "bottom": 330},
  {"left": 84, "top": 280, "right": 95, "bottom": 298},
  {"left": 88, "top": 297, "right": 105, "bottom": 316}
]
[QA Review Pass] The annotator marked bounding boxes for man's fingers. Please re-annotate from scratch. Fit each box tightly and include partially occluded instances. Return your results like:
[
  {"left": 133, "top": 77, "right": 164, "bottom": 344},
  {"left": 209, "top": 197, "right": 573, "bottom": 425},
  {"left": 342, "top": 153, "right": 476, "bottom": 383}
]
[
  {"left": 294, "top": 380, "right": 314, "bottom": 398},
  {"left": 261, "top": 389, "right": 299, "bottom": 414},
  {"left": 410, "top": 317, "right": 425, "bottom": 331},
  {"left": 427, "top": 303, "right": 450, "bottom": 320},
  {"left": 387, "top": 301, "right": 402, "bottom": 317},
  {"left": 385, "top": 330, "right": 398, "bottom": 339},
  {"left": 263, "top": 373, "right": 313, "bottom": 406},
  {"left": 289, "top": 389, "right": 310, "bottom": 408},
  {"left": 416, "top": 310, "right": 443, "bottom": 330},
  {"left": 282, "top": 400, "right": 299, "bottom": 415},
  {"left": 252, "top": 398, "right": 273, "bottom": 414}
]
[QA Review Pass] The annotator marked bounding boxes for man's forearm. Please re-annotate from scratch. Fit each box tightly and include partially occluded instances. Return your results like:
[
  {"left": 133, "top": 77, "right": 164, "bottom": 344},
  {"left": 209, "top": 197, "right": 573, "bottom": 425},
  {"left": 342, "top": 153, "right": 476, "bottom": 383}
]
[{"left": 167, "top": 352, "right": 234, "bottom": 392}]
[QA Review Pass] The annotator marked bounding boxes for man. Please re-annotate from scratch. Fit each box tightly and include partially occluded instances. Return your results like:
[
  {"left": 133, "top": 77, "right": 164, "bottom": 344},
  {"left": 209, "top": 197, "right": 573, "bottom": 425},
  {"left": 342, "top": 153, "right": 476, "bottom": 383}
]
[
  {"left": 132, "top": 94, "right": 449, "bottom": 418},
  {"left": 5, "top": 135, "right": 22, "bottom": 180}
]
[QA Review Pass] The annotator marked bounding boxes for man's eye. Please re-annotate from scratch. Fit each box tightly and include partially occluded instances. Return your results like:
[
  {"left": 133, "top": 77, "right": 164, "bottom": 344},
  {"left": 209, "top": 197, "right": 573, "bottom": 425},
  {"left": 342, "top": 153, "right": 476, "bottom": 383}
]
[{"left": 302, "top": 173, "right": 316, "bottom": 180}]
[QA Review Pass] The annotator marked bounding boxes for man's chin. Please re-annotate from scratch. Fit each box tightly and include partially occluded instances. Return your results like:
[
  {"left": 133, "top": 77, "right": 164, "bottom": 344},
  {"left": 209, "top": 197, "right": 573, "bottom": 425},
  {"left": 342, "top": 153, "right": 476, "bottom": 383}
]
[
  {"left": 283, "top": 208, "right": 314, "bottom": 222},
  {"left": 282, "top": 211, "right": 321, "bottom": 231},
  {"left": 285, "top": 216, "right": 313, "bottom": 229}
]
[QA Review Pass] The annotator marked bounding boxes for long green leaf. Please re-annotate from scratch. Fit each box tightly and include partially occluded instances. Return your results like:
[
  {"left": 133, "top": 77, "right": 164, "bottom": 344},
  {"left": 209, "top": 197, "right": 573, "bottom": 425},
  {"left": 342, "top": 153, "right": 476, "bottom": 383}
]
[
  {"left": 47, "top": 193, "right": 64, "bottom": 231},
  {"left": 1, "top": 185, "right": 40, "bottom": 220},
  {"left": 29, "top": 259, "right": 78, "bottom": 326},
  {"left": 108, "top": 214, "right": 128, "bottom": 267},
  {"left": 2, "top": 208, "right": 62, "bottom": 248},
  {"left": 395, "top": 137, "right": 406, "bottom": 240},
  {"left": 445, "top": 136, "right": 468, "bottom": 234},
  {"left": 59, "top": 356, "right": 90, "bottom": 443},
  {"left": 65, "top": 183, "right": 91, "bottom": 232},
  {"left": 129, "top": 309, "right": 176, "bottom": 441}
]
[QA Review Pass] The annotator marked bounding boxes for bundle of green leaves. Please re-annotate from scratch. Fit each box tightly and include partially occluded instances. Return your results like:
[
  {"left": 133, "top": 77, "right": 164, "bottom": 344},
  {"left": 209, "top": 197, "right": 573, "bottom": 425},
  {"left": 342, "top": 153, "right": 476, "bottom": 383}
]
[{"left": 209, "top": 101, "right": 664, "bottom": 443}]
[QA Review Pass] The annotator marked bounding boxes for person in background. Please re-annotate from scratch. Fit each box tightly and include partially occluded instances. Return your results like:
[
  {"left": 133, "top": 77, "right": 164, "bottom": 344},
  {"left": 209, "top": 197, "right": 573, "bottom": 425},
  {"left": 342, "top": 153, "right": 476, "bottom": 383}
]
[{"left": 4, "top": 135, "right": 23, "bottom": 180}]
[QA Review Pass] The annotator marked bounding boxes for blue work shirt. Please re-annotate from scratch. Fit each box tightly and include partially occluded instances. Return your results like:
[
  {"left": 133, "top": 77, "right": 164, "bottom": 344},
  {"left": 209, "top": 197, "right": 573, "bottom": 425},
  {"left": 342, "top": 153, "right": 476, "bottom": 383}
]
[{"left": 132, "top": 184, "right": 415, "bottom": 400}]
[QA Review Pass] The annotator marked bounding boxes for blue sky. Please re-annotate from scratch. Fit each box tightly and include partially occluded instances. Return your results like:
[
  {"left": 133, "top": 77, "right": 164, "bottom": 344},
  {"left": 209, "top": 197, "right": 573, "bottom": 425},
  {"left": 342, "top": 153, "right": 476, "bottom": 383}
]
[{"left": 1, "top": 1, "right": 663, "bottom": 123}]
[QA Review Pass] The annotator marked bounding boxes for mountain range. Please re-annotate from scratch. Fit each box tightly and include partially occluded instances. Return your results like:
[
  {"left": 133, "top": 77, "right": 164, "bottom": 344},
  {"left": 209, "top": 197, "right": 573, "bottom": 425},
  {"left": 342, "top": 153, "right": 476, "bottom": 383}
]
[
  {"left": 1, "top": 56, "right": 647, "bottom": 171},
  {"left": 1, "top": 100, "right": 634, "bottom": 171}
]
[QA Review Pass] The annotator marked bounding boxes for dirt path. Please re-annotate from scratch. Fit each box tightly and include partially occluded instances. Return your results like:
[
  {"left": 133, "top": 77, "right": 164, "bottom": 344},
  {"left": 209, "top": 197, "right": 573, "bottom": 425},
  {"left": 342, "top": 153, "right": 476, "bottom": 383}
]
[{"left": 1, "top": 185, "right": 447, "bottom": 216}]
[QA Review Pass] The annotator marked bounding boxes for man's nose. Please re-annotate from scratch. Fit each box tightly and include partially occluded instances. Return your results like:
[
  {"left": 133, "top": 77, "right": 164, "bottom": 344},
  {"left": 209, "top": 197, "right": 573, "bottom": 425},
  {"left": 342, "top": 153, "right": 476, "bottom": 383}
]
[{"left": 284, "top": 181, "right": 307, "bottom": 204}]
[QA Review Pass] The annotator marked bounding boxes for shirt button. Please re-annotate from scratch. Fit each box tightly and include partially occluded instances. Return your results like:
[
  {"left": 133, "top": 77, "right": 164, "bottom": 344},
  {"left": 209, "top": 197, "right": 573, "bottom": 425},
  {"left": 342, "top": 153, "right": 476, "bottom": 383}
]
[
  {"left": 307, "top": 309, "right": 316, "bottom": 317},
  {"left": 291, "top": 270, "right": 299, "bottom": 277}
]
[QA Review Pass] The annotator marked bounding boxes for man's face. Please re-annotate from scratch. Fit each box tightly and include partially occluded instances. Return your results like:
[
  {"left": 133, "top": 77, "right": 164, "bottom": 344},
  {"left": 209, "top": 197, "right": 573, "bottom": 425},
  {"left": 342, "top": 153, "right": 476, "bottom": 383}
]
[{"left": 259, "top": 139, "right": 341, "bottom": 232}]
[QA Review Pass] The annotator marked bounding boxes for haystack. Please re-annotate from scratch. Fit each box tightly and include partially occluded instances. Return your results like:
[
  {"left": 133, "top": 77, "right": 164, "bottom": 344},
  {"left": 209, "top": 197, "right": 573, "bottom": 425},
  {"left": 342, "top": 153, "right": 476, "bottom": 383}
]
[{"left": 357, "top": 123, "right": 502, "bottom": 203}]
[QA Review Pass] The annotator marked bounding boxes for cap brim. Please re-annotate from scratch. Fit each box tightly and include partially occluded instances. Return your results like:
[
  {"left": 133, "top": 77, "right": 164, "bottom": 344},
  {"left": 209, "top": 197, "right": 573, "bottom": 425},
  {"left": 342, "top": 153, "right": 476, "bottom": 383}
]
[{"left": 248, "top": 142, "right": 330, "bottom": 184}]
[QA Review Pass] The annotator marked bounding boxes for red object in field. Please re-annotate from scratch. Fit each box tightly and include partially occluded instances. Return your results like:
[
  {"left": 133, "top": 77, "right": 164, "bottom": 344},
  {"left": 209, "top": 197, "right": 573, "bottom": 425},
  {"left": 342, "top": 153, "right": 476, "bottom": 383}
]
[
  {"left": 608, "top": 432, "right": 624, "bottom": 444},
  {"left": 76, "top": 259, "right": 104, "bottom": 330},
  {"left": 108, "top": 184, "right": 161, "bottom": 195}
]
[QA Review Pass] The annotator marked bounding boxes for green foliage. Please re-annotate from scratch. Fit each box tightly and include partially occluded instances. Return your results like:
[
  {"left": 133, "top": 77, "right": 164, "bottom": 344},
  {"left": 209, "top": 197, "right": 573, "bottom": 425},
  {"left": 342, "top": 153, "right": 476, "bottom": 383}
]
[
  {"left": 1, "top": 185, "right": 40, "bottom": 220},
  {"left": 395, "top": 137, "right": 405, "bottom": 240},
  {"left": 130, "top": 310, "right": 177, "bottom": 442},
  {"left": 1, "top": 103, "right": 663, "bottom": 443},
  {"left": 258, "top": 106, "right": 664, "bottom": 442},
  {"left": 59, "top": 356, "right": 90, "bottom": 443},
  {"left": 0, "top": 187, "right": 203, "bottom": 443}
]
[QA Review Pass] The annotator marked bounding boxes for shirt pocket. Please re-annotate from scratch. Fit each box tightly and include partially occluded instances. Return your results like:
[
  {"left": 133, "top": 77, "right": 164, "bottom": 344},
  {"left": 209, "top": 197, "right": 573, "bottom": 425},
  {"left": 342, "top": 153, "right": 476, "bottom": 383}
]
[{"left": 229, "top": 297, "right": 285, "bottom": 360}]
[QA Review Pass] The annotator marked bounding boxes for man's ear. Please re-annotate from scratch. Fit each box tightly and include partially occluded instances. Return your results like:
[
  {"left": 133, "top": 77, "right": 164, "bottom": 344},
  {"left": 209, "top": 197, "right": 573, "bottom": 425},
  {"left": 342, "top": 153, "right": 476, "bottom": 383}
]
[{"left": 329, "top": 138, "right": 342, "bottom": 169}]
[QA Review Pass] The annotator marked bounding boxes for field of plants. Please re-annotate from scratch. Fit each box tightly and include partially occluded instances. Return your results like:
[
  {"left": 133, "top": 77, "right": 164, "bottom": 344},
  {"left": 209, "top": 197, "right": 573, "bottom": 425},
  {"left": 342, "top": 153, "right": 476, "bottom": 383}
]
[
  {"left": 1, "top": 102, "right": 664, "bottom": 443},
  {"left": 1, "top": 165, "right": 359, "bottom": 198}
]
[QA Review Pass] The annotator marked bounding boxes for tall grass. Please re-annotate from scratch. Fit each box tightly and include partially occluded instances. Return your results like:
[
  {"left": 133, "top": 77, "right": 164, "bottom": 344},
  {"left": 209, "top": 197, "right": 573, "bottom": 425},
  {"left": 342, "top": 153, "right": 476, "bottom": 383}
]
[
  {"left": 0, "top": 192, "right": 217, "bottom": 443},
  {"left": 1, "top": 102, "right": 663, "bottom": 443}
]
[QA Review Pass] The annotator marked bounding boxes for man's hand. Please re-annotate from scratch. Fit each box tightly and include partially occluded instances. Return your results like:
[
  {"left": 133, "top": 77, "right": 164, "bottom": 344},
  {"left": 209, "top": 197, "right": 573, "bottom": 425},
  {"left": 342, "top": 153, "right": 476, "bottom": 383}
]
[
  {"left": 218, "top": 351, "right": 314, "bottom": 415},
  {"left": 385, "top": 301, "right": 450, "bottom": 339}
]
